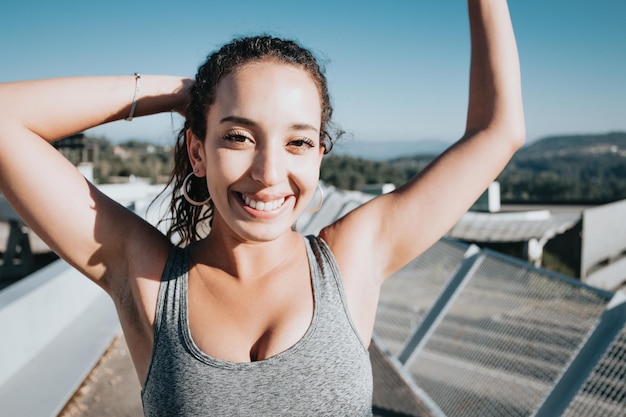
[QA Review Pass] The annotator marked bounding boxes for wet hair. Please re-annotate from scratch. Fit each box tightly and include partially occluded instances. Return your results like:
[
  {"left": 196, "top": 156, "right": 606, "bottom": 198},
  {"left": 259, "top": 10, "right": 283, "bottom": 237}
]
[{"left": 161, "top": 35, "right": 339, "bottom": 246}]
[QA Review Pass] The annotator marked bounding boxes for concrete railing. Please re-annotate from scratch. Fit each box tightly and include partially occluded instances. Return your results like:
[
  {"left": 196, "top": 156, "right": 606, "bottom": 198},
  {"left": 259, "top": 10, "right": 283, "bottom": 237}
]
[{"left": 0, "top": 259, "right": 119, "bottom": 416}]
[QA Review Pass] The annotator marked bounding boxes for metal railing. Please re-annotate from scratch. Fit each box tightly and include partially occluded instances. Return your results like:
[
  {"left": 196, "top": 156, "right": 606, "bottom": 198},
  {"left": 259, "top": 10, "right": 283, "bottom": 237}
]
[{"left": 373, "top": 239, "right": 626, "bottom": 417}]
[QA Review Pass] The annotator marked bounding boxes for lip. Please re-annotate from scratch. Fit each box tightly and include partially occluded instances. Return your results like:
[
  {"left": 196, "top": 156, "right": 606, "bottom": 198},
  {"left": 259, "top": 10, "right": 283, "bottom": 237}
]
[{"left": 233, "top": 191, "right": 293, "bottom": 219}]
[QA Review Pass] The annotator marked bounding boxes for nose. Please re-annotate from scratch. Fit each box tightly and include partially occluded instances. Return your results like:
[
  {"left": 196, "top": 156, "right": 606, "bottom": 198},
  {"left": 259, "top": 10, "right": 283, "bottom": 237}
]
[{"left": 250, "top": 141, "right": 285, "bottom": 186}]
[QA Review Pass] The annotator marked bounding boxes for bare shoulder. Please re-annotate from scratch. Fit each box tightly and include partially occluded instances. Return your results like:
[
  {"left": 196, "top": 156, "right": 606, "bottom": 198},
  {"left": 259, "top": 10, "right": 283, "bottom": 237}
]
[{"left": 319, "top": 195, "right": 391, "bottom": 283}]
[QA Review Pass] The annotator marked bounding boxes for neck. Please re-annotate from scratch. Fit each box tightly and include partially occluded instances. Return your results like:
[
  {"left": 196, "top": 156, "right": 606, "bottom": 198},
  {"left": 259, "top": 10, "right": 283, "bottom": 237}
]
[{"left": 191, "top": 227, "right": 304, "bottom": 281}]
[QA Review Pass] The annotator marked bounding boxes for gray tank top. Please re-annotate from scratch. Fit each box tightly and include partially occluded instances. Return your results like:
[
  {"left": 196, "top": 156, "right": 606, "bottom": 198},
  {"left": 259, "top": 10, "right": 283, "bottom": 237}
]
[{"left": 141, "top": 235, "right": 373, "bottom": 416}]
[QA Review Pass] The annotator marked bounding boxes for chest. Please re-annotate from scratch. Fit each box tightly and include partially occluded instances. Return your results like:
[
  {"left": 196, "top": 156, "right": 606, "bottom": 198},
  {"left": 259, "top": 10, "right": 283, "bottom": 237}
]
[{"left": 187, "top": 259, "right": 314, "bottom": 362}]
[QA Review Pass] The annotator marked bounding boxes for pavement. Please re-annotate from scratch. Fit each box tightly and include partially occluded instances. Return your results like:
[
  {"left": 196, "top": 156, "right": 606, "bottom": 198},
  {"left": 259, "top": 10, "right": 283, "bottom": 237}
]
[{"left": 57, "top": 332, "right": 143, "bottom": 417}]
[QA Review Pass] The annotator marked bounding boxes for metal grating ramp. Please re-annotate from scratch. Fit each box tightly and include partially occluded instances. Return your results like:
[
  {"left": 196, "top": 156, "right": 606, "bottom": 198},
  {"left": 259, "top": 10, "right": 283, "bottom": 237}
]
[
  {"left": 562, "top": 320, "right": 626, "bottom": 417},
  {"left": 371, "top": 339, "right": 444, "bottom": 417},
  {"left": 372, "top": 240, "right": 626, "bottom": 417},
  {"left": 374, "top": 239, "right": 468, "bottom": 357},
  {"left": 406, "top": 253, "right": 610, "bottom": 417}
]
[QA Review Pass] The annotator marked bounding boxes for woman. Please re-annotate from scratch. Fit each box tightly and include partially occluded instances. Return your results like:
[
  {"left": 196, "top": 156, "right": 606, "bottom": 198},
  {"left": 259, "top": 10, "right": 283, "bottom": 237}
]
[{"left": 0, "top": 0, "right": 524, "bottom": 415}]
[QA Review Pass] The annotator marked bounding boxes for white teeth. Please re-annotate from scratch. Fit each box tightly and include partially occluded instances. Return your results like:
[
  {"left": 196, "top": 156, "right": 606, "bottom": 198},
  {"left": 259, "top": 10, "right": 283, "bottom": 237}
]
[{"left": 242, "top": 194, "right": 285, "bottom": 212}]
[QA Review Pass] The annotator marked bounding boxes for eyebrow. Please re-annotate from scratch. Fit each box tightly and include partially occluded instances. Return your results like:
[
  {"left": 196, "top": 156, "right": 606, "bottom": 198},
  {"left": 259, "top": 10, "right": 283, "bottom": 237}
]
[{"left": 220, "top": 116, "right": 319, "bottom": 133}]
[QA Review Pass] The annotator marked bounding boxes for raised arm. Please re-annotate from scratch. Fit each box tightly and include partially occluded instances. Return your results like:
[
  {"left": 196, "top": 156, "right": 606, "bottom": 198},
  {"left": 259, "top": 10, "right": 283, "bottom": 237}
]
[
  {"left": 464, "top": 0, "right": 525, "bottom": 142},
  {"left": 0, "top": 75, "right": 190, "bottom": 291},
  {"left": 323, "top": 0, "right": 525, "bottom": 283}
]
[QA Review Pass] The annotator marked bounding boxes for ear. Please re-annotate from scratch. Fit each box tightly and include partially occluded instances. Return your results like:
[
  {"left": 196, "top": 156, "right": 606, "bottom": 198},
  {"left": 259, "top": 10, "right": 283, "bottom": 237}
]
[{"left": 186, "top": 129, "right": 206, "bottom": 177}]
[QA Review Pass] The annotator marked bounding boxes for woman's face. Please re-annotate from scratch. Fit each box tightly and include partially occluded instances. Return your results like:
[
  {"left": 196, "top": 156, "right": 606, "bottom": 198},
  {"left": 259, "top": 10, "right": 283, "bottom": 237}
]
[{"left": 189, "top": 61, "right": 324, "bottom": 243}]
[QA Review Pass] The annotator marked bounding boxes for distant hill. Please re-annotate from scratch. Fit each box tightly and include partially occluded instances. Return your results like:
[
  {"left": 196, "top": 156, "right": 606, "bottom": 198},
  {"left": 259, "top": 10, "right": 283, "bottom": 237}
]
[
  {"left": 499, "top": 132, "right": 626, "bottom": 203},
  {"left": 517, "top": 132, "right": 626, "bottom": 158},
  {"left": 321, "top": 131, "right": 626, "bottom": 204}
]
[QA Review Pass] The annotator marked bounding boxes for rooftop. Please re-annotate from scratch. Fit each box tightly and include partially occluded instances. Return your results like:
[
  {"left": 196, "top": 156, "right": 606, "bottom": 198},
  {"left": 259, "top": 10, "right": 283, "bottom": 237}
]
[{"left": 1, "top": 182, "right": 625, "bottom": 417}]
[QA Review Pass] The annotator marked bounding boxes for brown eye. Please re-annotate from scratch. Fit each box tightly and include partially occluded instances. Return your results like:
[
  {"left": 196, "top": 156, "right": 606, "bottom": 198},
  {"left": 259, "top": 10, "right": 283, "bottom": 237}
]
[
  {"left": 289, "top": 138, "right": 315, "bottom": 148},
  {"left": 222, "top": 131, "right": 254, "bottom": 148},
  {"left": 224, "top": 133, "right": 250, "bottom": 142}
]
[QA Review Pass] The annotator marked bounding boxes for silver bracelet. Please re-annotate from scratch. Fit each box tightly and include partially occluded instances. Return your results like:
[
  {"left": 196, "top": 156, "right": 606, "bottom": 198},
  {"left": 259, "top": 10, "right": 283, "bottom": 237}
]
[{"left": 125, "top": 73, "right": 141, "bottom": 121}]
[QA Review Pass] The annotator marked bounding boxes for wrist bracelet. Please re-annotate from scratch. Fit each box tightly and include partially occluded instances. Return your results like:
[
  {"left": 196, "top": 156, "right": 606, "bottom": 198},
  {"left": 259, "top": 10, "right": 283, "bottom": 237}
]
[{"left": 125, "top": 73, "right": 141, "bottom": 121}]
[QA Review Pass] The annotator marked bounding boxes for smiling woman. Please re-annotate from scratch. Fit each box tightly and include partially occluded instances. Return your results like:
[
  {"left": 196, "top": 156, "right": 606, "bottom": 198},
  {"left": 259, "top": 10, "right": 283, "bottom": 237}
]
[{"left": 0, "top": 1, "right": 524, "bottom": 415}]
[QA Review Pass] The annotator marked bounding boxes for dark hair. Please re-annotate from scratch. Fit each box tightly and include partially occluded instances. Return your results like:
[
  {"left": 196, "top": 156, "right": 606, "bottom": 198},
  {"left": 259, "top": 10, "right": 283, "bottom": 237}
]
[{"left": 162, "top": 35, "right": 339, "bottom": 246}]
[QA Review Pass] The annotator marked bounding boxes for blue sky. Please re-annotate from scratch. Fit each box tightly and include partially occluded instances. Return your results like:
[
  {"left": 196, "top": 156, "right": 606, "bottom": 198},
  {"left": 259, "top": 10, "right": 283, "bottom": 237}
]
[{"left": 1, "top": 0, "right": 624, "bottom": 146}]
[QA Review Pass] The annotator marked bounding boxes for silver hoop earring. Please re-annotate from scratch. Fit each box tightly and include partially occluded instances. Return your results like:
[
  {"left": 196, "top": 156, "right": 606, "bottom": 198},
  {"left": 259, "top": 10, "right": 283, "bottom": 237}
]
[
  {"left": 307, "top": 183, "right": 324, "bottom": 213},
  {"left": 182, "top": 172, "right": 211, "bottom": 206}
]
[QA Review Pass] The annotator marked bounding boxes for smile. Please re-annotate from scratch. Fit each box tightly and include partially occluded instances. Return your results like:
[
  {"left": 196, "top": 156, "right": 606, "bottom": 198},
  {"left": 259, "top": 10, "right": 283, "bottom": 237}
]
[{"left": 240, "top": 193, "right": 286, "bottom": 212}]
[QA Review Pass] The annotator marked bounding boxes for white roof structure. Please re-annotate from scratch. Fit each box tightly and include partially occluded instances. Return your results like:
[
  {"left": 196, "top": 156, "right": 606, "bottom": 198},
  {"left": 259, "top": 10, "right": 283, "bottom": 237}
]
[{"left": 446, "top": 210, "right": 581, "bottom": 243}]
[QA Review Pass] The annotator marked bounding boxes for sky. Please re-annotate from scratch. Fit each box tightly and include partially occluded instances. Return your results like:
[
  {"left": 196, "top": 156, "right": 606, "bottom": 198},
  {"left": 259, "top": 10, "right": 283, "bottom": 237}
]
[{"left": 1, "top": 0, "right": 624, "bottom": 146}]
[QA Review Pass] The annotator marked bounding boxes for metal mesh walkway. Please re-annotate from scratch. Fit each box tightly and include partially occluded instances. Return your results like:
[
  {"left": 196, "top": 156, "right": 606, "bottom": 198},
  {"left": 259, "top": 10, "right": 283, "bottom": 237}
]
[
  {"left": 563, "top": 318, "right": 626, "bottom": 417},
  {"left": 373, "top": 241, "right": 626, "bottom": 417}
]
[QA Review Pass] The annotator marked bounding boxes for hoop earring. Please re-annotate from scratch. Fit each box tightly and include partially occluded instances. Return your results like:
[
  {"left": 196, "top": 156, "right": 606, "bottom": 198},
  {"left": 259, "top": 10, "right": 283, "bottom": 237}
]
[
  {"left": 182, "top": 172, "right": 211, "bottom": 206},
  {"left": 307, "top": 183, "right": 324, "bottom": 213}
]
